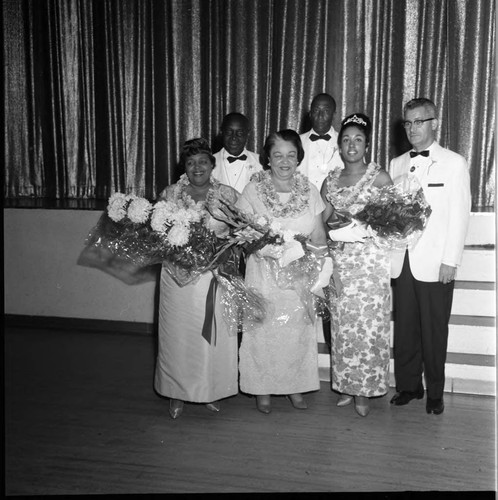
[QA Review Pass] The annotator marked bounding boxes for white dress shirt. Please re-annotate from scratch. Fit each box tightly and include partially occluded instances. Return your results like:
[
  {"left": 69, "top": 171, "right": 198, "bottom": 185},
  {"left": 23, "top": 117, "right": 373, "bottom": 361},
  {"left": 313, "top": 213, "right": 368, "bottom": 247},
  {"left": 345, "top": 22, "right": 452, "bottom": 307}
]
[
  {"left": 212, "top": 148, "right": 262, "bottom": 193},
  {"left": 299, "top": 127, "right": 343, "bottom": 191},
  {"left": 389, "top": 141, "right": 471, "bottom": 281}
]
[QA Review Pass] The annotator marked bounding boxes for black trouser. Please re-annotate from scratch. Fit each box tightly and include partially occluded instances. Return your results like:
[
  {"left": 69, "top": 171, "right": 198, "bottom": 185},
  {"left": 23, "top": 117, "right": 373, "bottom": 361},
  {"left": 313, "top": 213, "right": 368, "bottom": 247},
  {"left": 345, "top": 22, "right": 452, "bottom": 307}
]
[{"left": 391, "top": 251, "right": 454, "bottom": 400}]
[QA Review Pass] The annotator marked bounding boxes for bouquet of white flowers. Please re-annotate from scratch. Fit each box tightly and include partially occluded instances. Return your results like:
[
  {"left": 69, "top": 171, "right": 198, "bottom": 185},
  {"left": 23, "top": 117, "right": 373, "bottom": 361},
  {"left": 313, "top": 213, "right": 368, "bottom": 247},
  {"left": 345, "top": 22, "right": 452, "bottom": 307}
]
[
  {"left": 79, "top": 193, "right": 230, "bottom": 283},
  {"left": 78, "top": 191, "right": 267, "bottom": 329}
]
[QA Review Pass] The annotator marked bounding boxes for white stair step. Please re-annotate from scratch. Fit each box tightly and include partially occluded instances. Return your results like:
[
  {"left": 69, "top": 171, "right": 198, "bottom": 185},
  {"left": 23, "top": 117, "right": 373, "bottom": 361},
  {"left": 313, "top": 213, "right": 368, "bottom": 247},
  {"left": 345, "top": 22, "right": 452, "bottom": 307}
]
[
  {"left": 450, "top": 288, "right": 496, "bottom": 317},
  {"left": 465, "top": 212, "right": 495, "bottom": 246},
  {"left": 458, "top": 248, "right": 495, "bottom": 282},
  {"left": 447, "top": 324, "right": 496, "bottom": 355}
]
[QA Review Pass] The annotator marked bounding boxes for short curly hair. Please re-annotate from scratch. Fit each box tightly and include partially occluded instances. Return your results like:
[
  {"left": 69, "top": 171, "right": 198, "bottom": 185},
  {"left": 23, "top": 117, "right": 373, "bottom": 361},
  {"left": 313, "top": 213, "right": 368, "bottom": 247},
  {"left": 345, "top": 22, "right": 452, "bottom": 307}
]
[
  {"left": 179, "top": 138, "right": 215, "bottom": 169},
  {"left": 260, "top": 129, "right": 305, "bottom": 169}
]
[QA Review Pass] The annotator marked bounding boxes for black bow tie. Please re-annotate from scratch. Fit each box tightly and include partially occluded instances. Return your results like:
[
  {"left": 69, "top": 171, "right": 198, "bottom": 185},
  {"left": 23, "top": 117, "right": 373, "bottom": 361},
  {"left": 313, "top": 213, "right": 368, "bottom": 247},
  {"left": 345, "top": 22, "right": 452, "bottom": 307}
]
[
  {"left": 227, "top": 154, "right": 247, "bottom": 163},
  {"left": 410, "top": 150, "right": 430, "bottom": 158},
  {"left": 310, "top": 133, "right": 331, "bottom": 142}
]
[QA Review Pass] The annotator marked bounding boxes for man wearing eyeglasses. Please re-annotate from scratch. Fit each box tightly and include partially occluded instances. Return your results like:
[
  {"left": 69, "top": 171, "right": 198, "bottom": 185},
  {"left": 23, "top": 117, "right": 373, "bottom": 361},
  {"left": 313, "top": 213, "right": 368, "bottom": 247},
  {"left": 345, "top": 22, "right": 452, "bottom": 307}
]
[
  {"left": 388, "top": 97, "right": 471, "bottom": 415},
  {"left": 212, "top": 112, "right": 261, "bottom": 193}
]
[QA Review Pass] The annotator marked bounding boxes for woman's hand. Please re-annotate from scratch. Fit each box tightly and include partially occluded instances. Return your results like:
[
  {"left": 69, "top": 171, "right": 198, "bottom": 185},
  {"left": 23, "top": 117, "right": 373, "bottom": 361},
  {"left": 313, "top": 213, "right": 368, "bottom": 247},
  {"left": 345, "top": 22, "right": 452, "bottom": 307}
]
[{"left": 328, "top": 221, "right": 371, "bottom": 242}]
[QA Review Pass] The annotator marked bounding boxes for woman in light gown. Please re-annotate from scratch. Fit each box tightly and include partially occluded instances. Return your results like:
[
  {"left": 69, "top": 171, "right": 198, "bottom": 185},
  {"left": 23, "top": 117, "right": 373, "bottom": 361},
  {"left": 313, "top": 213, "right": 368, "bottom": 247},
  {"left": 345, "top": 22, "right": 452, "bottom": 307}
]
[
  {"left": 321, "top": 113, "right": 393, "bottom": 417},
  {"left": 236, "top": 129, "right": 328, "bottom": 414},
  {"left": 154, "top": 138, "right": 239, "bottom": 419}
]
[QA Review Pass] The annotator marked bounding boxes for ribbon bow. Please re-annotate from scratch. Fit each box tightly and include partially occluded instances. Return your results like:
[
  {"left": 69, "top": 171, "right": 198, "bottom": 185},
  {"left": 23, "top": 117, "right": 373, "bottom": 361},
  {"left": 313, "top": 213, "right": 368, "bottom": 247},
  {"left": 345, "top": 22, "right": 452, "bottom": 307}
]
[
  {"left": 227, "top": 154, "right": 247, "bottom": 163},
  {"left": 309, "top": 133, "right": 331, "bottom": 142},
  {"left": 410, "top": 150, "right": 429, "bottom": 158}
]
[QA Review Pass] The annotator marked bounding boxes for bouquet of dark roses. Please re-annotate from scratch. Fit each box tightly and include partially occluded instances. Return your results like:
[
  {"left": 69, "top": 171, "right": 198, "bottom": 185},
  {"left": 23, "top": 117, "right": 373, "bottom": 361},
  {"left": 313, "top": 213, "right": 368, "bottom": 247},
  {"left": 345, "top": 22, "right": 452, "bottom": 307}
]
[{"left": 353, "top": 183, "right": 432, "bottom": 250}]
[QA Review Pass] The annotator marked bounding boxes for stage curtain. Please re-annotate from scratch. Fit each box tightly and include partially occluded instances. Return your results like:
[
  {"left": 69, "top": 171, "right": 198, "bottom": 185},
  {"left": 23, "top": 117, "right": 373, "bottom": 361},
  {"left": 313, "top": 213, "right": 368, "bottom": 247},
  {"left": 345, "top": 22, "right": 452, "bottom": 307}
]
[{"left": 3, "top": 0, "right": 495, "bottom": 209}]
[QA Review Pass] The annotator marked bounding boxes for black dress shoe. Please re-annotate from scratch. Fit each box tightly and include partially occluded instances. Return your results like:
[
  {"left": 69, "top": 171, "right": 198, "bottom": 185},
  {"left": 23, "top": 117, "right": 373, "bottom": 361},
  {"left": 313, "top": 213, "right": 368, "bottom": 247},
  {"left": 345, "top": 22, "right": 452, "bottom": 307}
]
[
  {"left": 426, "top": 397, "right": 444, "bottom": 415},
  {"left": 390, "top": 386, "right": 424, "bottom": 406}
]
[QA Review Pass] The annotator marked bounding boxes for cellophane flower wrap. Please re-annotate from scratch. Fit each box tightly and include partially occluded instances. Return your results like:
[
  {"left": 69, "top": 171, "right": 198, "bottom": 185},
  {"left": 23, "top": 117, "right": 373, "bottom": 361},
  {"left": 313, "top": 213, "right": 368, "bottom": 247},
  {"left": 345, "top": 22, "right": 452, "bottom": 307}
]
[
  {"left": 79, "top": 189, "right": 267, "bottom": 331},
  {"left": 353, "top": 183, "right": 432, "bottom": 250},
  {"left": 82, "top": 193, "right": 224, "bottom": 279},
  {"left": 208, "top": 198, "right": 332, "bottom": 323}
]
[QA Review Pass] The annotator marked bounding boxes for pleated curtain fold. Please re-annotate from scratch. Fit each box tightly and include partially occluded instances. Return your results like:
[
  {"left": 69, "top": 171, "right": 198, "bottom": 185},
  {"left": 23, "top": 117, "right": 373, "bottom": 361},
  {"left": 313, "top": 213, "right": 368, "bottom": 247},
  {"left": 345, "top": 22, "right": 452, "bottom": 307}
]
[{"left": 3, "top": 0, "right": 495, "bottom": 209}]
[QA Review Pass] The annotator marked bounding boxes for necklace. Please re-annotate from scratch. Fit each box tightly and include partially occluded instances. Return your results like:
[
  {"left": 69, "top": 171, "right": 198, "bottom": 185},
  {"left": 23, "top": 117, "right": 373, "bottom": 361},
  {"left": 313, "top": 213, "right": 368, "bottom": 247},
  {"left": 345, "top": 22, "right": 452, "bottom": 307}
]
[
  {"left": 325, "top": 162, "right": 380, "bottom": 210},
  {"left": 174, "top": 173, "right": 221, "bottom": 210},
  {"left": 253, "top": 170, "right": 310, "bottom": 218}
]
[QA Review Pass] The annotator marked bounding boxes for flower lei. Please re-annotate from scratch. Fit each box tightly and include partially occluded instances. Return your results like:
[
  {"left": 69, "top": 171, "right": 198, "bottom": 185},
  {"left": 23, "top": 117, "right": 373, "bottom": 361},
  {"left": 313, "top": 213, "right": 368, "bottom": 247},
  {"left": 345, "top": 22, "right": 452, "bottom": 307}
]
[
  {"left": 173, "top": 173, "right": 222, "bottom": 211},
  {"left": 325, "top": 162, "right": 381, "bottom": 211},
  {"left": 252, "top": 170, "right": 310, "bottom": 218}
]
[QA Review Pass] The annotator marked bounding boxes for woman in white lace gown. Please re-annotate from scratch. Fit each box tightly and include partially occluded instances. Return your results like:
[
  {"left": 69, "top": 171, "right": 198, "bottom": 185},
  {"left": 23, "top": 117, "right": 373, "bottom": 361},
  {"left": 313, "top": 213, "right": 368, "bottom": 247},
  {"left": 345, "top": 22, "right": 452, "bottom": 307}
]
[
  {"left": 154, "top": 138, "right": 239, "bottom": 419},
  {"left": 321, "top": 114, "right": 393, "bottom": 417},
  {"left": 236, "top": 129, "right": 328, "bottom": 414}
]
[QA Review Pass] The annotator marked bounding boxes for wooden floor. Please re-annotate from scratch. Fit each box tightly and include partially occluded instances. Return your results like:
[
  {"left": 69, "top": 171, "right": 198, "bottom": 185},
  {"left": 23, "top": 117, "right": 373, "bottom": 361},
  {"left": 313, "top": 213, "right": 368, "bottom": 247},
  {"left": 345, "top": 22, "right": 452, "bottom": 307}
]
[{"left": 4, "top": 327, "right": 497, "bottom": 496}]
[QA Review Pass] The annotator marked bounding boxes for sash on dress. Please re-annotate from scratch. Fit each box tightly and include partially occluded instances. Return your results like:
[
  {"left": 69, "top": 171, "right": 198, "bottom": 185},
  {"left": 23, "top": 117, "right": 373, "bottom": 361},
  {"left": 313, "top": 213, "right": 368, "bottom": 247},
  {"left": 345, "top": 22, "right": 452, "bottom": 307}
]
[{"left": 201, "top": 275, "right": 218, "bottom": 345}]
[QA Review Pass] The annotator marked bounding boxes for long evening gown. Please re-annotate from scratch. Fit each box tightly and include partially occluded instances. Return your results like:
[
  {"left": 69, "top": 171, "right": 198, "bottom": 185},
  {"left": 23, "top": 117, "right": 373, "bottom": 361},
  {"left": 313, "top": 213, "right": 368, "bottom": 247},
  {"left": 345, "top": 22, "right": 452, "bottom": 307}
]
[
  {"left": 324, "top": 163, "right": 391, "bottom": 397},
  {"left": 236, "top": 178, "right": 324, "bottom": 395},
  {"left": 154, "top": 183, "right": 239, "bottom": 403}
]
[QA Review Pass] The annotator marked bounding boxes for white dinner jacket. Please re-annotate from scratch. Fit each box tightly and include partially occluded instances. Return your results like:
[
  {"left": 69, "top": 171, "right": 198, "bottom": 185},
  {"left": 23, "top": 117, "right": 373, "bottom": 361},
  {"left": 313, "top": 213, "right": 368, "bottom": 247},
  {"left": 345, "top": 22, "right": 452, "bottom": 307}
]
[
  {"left": 212, "top": 148, "right": 262, "bottom": 193},
  {"left": 388, "top": 141, "right": 471, "bottom": 282},
  {"left": 299, "top": 128, "right": 343, "bottom": 191}
]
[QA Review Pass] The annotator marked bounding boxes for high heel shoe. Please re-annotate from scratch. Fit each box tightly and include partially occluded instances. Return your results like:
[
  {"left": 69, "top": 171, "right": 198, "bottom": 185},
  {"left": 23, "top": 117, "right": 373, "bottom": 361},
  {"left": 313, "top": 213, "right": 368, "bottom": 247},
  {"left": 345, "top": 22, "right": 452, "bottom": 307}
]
[
  {"left": 205, "top": 401, "right": 220, "bottom": 412},
  {"left": 337, "top": 394, "right": 354, "bottom": 407},
  {"left": 256, "top": 395, "right": 271, "bottom": 414},
  {"left": 354, "top": 396, "right": 370, "bottom": 417},
  {"left": 169, "top": 399, "right": 184, "bottom": 419},
  {"left": 287, "top": 393, "right": 308, "bottom": 410}
]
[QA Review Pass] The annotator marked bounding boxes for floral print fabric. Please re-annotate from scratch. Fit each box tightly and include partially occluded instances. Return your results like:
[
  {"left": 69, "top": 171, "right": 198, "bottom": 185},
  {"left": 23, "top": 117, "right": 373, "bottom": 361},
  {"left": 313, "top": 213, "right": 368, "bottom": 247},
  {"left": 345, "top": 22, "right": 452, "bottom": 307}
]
[{"left": 325, "top": 165, "right": 391, "bottom": 397}]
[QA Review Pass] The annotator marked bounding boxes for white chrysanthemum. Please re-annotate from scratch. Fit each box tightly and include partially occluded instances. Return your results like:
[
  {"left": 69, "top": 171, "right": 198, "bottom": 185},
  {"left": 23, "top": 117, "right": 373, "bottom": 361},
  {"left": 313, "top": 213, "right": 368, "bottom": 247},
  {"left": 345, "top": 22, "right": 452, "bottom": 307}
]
[
  {"left": 167, "top": 223, "right": 190, "bottom": 247},
  {"left": 157, "top": 200, "right": 177, "bottom": 218},
  {"left": 150, "top": 209, "right": 169, "bottom": 232},
  {"left": 108, "top": 192, "right": 127, "bottom": 205},
  {"left": 150, "top": 201, "right": 176, "bottom": 231},
  {"left": 108, "top": 205, "right": 127, "bottom": 222},
  {"left": 127, "top": 197, "right": 153, "bottom": 224},
  {"left": 171, "top": 208, "right": 195, "bottom": 225},
  {"left": 107, "top": 192, "right": 128, "bottom": 222}
]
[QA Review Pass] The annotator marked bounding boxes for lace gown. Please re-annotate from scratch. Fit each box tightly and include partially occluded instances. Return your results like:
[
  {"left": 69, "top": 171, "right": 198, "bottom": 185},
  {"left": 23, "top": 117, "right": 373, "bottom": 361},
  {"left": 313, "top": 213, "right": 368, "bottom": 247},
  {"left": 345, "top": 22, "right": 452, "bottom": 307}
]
[
  {"left": 154, "top": 182, "right": 239, "bottom": 403},
  {"left": 236, "top": 176, "right": 324, "bottom": 395},
  {"left": 325, "top": 163, "right": 391, "bottom": 397}
]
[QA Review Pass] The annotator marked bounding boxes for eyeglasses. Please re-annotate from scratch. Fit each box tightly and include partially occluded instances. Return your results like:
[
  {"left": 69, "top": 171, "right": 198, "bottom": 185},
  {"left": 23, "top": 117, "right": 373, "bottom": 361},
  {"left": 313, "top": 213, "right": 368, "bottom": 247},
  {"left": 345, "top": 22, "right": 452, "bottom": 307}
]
[{"left": 402, "top": 118, "right": 435, "bottom": 129}]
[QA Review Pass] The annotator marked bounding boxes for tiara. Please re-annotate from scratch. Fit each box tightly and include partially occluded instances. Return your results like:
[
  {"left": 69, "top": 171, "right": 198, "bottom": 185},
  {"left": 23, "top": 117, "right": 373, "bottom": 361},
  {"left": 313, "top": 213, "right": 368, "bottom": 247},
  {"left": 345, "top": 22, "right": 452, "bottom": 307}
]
[{"left": 343, "top": 115, "right": 367, "bottom": 127}]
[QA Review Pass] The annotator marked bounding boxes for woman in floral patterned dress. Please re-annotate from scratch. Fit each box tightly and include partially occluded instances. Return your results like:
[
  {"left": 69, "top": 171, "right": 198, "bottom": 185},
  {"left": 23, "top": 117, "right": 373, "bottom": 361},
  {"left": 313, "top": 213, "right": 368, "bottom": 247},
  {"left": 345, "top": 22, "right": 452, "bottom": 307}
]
[
  {"left": 154, "top": 138, "right": 239, "bottom": 419},
  {"left": 321, "top": 114, "right": 393, "bottom": 417},
  {"left": 236, "top": 129, "right": 328, "bottom": 414}
]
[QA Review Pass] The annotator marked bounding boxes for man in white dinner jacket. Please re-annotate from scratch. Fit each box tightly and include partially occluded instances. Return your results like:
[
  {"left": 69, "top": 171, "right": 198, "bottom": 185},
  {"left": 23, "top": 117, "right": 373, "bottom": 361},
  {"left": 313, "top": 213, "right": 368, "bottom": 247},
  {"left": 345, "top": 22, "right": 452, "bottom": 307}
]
[
  {"left": 388, "top": 97, "right": 471, "bottom": 415},
  {"left": 299, "top": 93, "right": 343, "bottom": 192},
  {"left": 212, "top": 112, "right": 261, "bottom": 193}
]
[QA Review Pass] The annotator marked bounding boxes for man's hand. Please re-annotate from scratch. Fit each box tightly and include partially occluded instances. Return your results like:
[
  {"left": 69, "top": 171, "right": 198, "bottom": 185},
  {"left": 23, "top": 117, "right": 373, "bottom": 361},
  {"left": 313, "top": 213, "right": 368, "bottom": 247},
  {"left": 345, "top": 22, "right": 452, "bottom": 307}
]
[{"left": 439, "top": 263, "right": 456, "bottom": 284}]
